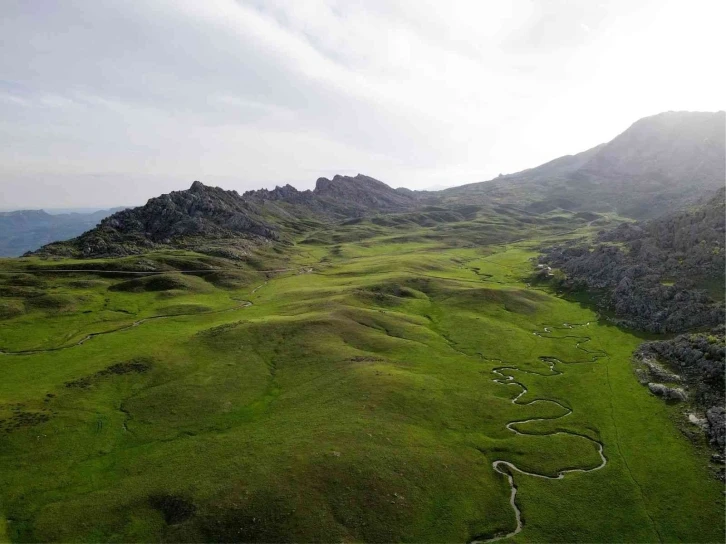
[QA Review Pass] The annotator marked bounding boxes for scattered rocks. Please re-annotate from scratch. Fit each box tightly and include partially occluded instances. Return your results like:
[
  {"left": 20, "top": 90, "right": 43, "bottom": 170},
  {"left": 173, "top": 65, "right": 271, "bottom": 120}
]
[
  {"left": 64, "top": 376, "right": 94, "bottom": 389},
  {"left": 98, "top": 360, "right": 151, "bottom": 376},
  {"left": 348, "top": 356, "right": 382, "bottom": 363}
]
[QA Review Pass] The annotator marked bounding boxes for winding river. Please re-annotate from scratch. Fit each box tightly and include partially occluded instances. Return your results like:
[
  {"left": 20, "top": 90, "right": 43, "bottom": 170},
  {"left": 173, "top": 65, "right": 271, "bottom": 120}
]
[
  {"left": 2, "top": 275, "right": 611, "bottom": 543},
  {"left": 472, "top": 323, "right": 609, "bottom": 543}
]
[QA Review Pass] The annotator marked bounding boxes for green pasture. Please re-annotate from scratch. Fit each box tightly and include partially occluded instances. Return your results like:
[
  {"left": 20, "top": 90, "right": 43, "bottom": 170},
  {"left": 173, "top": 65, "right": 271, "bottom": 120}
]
[{"left": 0, "top": 213, "right": 722, "bottom": 542}]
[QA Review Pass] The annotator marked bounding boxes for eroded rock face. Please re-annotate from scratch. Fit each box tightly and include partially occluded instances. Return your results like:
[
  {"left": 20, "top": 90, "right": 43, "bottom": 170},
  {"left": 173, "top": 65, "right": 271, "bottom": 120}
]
[
  {"left": 642, "top": 358, "right": 681, "bottom": 382},
  {"left": 706, "top": 407, "right": 725, "bottom": 450}
]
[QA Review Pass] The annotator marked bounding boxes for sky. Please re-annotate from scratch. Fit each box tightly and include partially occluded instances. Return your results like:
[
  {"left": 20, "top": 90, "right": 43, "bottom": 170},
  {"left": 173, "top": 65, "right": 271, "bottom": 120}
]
[{"left": 1, "top": 0, "right": 724, "bottom": 209}]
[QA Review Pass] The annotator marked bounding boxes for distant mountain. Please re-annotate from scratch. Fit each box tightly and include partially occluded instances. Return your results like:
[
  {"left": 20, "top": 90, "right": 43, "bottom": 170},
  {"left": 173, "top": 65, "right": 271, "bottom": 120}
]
[
  {"left": 437, "top": 111, "right": 725, "bottom": 218},
  {"left": 30, "top": 111, "right": 725, "bottom": 258},
  {"left": 246, "top": 174, "right": 416, "bottom": 219},
  {"left": 0, "top": 207, "right": 125, "bottom": 257},
  {"left": 34, "top": 175, "right": 416, "bottom": 258}
]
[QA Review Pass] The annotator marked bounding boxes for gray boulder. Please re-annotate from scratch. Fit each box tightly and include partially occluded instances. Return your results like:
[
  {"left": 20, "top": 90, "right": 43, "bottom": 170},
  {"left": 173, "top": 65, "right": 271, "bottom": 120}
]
[{"left": 648, "top": 382, "right": 688, "bottom": 401}]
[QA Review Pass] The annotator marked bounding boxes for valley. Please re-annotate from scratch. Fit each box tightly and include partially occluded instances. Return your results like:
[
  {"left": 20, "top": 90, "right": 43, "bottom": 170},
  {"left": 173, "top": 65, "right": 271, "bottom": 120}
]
[
  {"left": 3, "top": 1, "right": 724, "bottom": 539},
  {"left": 1, "top": 211, "right": 722, "bottom": 542}
]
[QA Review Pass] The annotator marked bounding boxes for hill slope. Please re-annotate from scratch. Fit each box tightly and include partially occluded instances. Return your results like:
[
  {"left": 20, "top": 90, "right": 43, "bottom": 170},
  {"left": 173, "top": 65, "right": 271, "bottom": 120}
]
[
  {"left": 437, "top": 111, "right": 725, "bottom": 218},
  {"left": 1, "top": 214, "right": 723, "bottom": 542}
]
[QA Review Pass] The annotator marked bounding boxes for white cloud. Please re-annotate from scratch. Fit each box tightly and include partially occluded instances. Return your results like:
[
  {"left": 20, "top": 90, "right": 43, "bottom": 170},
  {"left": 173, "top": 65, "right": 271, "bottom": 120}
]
[{"left": 0, "top": 0, "right": 723, "bottom": 207}]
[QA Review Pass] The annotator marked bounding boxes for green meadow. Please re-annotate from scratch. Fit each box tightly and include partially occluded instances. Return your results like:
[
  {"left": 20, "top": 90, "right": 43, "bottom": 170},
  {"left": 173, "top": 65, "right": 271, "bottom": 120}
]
[{"left": 0, "top": 211, "right": 722, "bottom": 542}]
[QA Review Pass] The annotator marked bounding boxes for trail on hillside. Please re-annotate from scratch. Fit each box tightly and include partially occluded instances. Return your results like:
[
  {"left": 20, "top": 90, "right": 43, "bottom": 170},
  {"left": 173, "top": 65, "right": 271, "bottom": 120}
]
[
  {"left": 0, "top": 277, "right": 281, "bottom": 356},
  {"left": 0, "top": 301, "right": 253, "bottom": 356},
  {"left": 471, "top": 323, "right": 609, "bottom": 543}
]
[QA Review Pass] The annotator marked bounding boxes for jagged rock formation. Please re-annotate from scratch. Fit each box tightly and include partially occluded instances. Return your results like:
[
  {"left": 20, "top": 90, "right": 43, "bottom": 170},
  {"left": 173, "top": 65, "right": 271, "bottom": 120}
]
[
  {"left": 33, "top": 182, "right": 277, "bottom": 257},
  {"left": 245, "top": 174, "right": 416, "bottom": 219},
  {"left": 435, "top": 111, "right": 725, "bottom": 219},
  {"left": 32, "top": 175, "right": 417, "bottom": 258},
  {"left": 539, "top": 188, "right": 725, "bottom": 333}
]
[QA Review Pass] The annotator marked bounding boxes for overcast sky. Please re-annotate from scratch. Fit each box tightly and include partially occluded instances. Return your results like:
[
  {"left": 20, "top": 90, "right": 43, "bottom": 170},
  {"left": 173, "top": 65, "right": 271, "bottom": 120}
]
[{"left": 1, "top": 0, "right": 724, "bottom": 209}]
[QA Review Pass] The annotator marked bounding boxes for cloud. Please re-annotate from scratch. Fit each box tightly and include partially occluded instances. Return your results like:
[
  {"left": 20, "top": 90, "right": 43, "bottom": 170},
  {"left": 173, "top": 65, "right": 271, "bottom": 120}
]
[{"left": 0, "top": 0, "right": 723, "bottom": 207}]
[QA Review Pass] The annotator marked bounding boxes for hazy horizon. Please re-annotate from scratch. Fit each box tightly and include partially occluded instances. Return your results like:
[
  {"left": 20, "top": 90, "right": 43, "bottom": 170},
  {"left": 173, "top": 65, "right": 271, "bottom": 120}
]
[{"left": 1, "top": 0, "right": 724, "bottom": 208}]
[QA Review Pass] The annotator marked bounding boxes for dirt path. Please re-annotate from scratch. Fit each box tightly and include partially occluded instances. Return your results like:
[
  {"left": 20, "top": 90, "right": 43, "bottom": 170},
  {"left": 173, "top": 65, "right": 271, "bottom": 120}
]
[{"left": 472, "top": 323, "right": 609, "bottom": 543}]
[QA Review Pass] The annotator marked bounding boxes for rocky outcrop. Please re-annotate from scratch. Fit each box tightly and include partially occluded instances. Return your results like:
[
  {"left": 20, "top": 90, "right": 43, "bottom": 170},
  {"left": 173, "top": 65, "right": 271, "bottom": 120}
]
[
  {"left": 539, "top": 189, "right": 725, "bottom": 333},
  {"left": 33, "top": 181, "right": 278, "bottom": 258},
  {"left": 245, "top": 174, "right": 416, "bottom": 219},
  {"left": 31, "top": 174, "right": 419, "bottom": 258},
  {"left": 647, "top": 383, "right": 688, "bottom": 401},
  {"left": 313, "top": 174, "right": 415, "bottom": 214},
  {"left": 634, "top": 326, "right": 725, "bottom": 450},
  {"left": 635, "top": 327, "right": 725, "bottom": 409}
]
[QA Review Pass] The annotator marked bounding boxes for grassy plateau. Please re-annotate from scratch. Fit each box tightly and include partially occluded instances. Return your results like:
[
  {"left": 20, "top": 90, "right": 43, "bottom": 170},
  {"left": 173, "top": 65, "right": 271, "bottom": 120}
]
[{"left": 0, "top": 209, "right": 722, "bottom": 543}]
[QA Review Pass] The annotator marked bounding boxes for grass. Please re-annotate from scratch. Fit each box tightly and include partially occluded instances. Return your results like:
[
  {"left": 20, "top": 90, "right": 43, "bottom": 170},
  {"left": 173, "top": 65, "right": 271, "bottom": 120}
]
[{"left": 0, "top": 210, "right": 723, "bottom": 542}]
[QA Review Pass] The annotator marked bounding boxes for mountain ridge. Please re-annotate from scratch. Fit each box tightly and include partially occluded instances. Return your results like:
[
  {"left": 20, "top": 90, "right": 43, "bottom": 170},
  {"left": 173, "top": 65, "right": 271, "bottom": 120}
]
[
  {"left": 29, "top": 111, "right": 725, "bottom": 258},
  {"left": 32, "top": 174, "right": 417, "bottom": 258},
  {"left": 439, "top": 110, "right": 725, "bottom": 217}
]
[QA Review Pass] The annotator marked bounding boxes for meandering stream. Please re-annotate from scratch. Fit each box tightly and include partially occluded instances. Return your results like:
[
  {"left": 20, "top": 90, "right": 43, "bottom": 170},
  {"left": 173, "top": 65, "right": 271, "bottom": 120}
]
[
  {"left": 3, "top": 274, "right": 611, "bottom": 543},
  {"left": 472, "top": 323, "right": 609, "bottom": 543}
]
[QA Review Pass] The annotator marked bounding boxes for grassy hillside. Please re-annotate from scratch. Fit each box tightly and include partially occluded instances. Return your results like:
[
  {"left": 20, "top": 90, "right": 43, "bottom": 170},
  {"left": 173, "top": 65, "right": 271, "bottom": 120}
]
[{"left": 0, "top": 210, "right": 722, "bottom": 542}]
